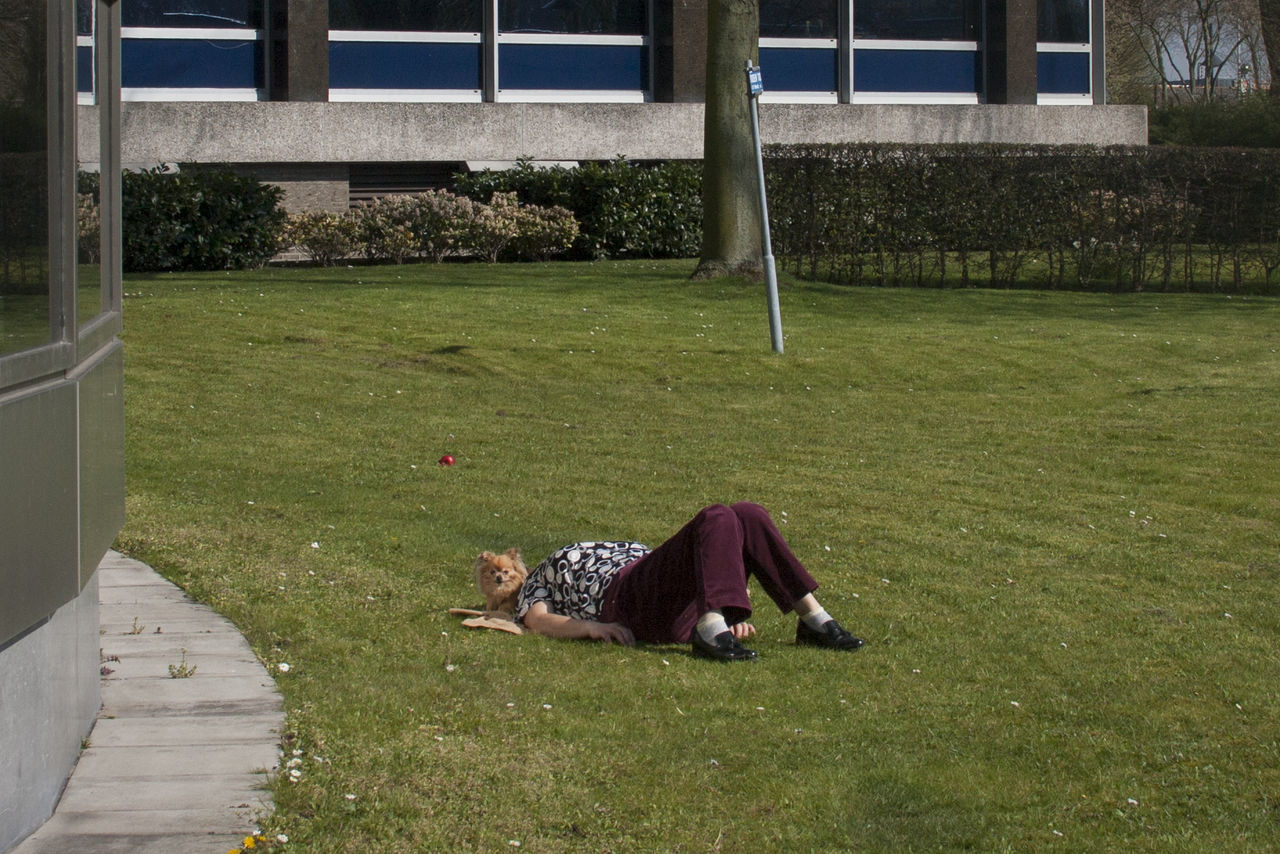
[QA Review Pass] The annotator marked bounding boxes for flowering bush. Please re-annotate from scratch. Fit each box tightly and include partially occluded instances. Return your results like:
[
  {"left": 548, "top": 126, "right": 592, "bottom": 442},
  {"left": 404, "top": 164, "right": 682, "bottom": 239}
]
[
  {"left": 285, "top": 211, "right": 358, "bottom": 267},
  {"left": 77, "top": 193, "right": 100, "bottom": 264},
  {"left": 353, "top": 196, "right": 418, "bottom": 264},
  {"left": 282, "top": 189, "right": 580, "bottom": 265},
  {"left": 510, "top": 202, "right": 579, "bottom": 261},
  {"left": 404, "top": 189, "right": 477, "bottom": 263},
  {"left": 461, "top": 192, "right": 523, "bottom": 263}
]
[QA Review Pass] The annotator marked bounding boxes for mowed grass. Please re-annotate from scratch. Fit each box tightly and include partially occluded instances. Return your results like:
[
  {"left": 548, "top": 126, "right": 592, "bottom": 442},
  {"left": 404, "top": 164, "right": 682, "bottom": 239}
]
[{"left": 117, "top": 260, "right": 1280, "bottom": 853}]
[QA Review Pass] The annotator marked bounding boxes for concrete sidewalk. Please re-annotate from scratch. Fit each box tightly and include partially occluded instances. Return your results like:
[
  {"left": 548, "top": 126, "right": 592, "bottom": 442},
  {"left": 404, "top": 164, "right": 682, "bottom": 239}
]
[{"left": 13, "top": 552, "right": 283, "bottom": 854}]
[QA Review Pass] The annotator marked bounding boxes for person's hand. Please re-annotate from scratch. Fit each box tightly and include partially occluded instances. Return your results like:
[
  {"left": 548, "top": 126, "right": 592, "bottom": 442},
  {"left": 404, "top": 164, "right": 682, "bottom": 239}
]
[
  {"left": 730, "top": 622, "right": 756, "bottom": 640},
  {"left": 586, "top": 621, "right": 636, "bottom": 646}
]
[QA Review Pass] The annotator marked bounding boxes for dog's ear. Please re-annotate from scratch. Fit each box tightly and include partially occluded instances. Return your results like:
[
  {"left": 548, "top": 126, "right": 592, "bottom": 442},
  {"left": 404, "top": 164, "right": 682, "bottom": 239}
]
[
  {"left": 503, "top": 547, "right": 526, "bottom": 570},
  {"left": 475, "top": 551, "right": 496, "bottom": 567}
]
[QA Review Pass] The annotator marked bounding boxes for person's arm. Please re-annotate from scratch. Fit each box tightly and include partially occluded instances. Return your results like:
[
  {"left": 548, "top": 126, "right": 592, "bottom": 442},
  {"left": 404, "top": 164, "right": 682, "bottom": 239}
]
[{"left": 521, "top": 601, "right": 635, "bottom": 646}]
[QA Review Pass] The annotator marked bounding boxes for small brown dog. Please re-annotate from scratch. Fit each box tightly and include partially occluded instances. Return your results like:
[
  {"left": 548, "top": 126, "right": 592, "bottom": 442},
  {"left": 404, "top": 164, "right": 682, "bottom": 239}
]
[{"left": 473, "top": 548, "right": 528, "bottom": 616}]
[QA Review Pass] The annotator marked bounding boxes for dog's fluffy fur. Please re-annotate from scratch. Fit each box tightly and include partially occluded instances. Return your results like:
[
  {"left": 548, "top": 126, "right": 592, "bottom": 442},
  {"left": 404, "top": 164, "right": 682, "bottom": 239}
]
[{"left": 474, "top": 548, "right": 528, "bottom": 616}]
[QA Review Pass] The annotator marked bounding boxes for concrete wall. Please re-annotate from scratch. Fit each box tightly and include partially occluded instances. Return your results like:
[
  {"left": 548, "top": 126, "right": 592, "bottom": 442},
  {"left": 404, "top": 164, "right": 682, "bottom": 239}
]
[
  {"left": 0, "top": 575, "right": 101, "bottom": 852},
  {"left": 83, "top": 101, "right": 1147, "bottom": 167}
]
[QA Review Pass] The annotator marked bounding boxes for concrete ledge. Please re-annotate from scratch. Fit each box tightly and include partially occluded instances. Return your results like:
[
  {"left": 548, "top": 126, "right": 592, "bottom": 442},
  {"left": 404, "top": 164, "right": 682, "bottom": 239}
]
[{"left": 78, "top": 101, "right": 1148, "bottom": 166}]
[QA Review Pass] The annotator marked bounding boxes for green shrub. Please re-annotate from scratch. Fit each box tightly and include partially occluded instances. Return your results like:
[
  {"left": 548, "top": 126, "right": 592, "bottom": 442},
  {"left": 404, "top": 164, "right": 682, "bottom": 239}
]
[
  {"left": 122, "top": 167, "right": 286, "bottom": 272},
  {"left": 453, "top": 158, "right": 701, "bottom": 259},
  {"left": 285, "top": 211, "right": 358, "bottom": 267},
  {"left": 1150, "top": 96, "right": 1280, "bottom": 148}
]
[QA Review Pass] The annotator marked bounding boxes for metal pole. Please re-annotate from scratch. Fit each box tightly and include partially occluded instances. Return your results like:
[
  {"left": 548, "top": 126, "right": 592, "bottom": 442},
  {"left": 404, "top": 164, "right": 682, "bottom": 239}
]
[{"left": 746, "top": 61, "right": 784, "bottom": 354}]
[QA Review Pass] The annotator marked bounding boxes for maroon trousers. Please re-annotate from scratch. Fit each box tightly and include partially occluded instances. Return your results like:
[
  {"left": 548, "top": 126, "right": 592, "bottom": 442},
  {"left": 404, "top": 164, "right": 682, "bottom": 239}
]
[{"left": 601, "top": 502, "right": 819, "bottom": 644}]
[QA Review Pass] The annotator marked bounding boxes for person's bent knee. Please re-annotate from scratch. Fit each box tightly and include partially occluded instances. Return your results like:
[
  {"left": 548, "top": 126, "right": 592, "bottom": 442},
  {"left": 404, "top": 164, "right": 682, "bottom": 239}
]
[
  {"left": 730, "top": 502, "right": 770, "bottom": 527},
  {"left": 697, "top": 503, "right": 742, "bottom": 535}
]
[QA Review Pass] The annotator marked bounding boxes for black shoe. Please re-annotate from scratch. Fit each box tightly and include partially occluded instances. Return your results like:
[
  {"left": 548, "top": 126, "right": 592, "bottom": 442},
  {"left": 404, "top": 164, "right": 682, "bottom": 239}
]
[
  {"left": 691, "top": 630, "right": 759, "bottom": 661},
  {"left": 796, "top": 619, "right": 864, "bottom": 651}
]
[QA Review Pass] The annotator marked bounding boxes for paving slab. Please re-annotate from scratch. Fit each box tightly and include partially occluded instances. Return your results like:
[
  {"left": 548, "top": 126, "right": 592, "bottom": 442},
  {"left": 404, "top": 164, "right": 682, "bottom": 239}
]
[
  {"left": 86, "top": 714, "right": 282, "bottom": 749},
  {"left": 10, "top": 551, "right": 285, "bottom": 854}
]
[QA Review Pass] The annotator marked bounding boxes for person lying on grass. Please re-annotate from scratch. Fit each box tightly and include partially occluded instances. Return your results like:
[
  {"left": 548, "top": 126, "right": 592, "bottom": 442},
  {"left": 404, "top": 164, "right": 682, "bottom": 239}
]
[{"left": 516, "top": 502, "right": 864, "bottom": 661}]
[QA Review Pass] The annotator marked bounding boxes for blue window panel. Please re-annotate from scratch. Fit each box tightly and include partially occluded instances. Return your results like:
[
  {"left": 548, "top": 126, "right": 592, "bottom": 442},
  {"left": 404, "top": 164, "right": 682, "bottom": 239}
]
[
  {"left": 77, "top": 45, "right": 94, "bottom": 93},
  {"left": 759, "top": 47, "right": 837, "bottom": 92},
  {"left": 854, "top": 48, "right": 979, "bottom": 93},
  {"left": 122, "top": 38, "right": 263, "bottom": 88},
  {"left": 330, "top": 42, "right": 482, "bottom": 89},
  {"left": 499, "top": 44, "right": 647, "bottom": 90},
  {"left": 1038, "top": 52, "right": 1090, "bottom": 94}
]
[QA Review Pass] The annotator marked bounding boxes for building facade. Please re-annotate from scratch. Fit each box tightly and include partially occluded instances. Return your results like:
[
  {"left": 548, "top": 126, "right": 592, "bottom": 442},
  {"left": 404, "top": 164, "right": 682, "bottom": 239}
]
[
  {"left": 72, "top": 0, "right": 1145, "bottom": 212},
  {"left": 0, "top": 1, "right": 123, "bottom": 849}
]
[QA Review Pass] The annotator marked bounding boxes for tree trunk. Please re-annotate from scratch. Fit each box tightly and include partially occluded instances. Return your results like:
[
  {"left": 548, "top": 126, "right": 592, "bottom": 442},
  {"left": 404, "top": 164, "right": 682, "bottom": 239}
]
[
  {"left": 693, "top": 0, "right": 763, "bottom": 279},
  {"left": 1261, "top": 0, "right": 1280, "bottom": 98}
]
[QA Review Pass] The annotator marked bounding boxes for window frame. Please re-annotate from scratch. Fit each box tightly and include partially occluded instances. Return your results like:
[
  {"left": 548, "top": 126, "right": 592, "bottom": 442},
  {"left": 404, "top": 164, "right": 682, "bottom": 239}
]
[
  {"left": 0, "top": 0, "right": 75, "bottom": 388},
  {"left": 119, "top": 24, "right": 266, "bottom": 101},
  {"left": 329, "top": 29, "right": 484, "bottom": 102},
  {"left": 1036, "top": 0, "right": 1092, "bottom": 104}
]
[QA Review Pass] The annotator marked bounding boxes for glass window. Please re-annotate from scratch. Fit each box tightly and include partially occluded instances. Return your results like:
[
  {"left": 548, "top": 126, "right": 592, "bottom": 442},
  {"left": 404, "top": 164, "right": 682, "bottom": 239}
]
[
  {"left": 499, "top": 44, "right": 647, "bottom": 88},
  {"left": 1037, "top": 51, "right": 1090, "bottom": 93},
  {"left": 759, "top": 47, "right": 838, "bottom": 91},
  {"left": 76, "top": 0, "right": 93, "bottom": 35},
  {"left": 499, "top": 0, "right": 646, "bottom": 35},
  {"left": 761, "top": 0, "right": 837, "bottom": 39},
  {"left": 854, "top": 48, "right": 979, "bottom": 91},
  {"left": 331, "top": 43, "right": 482, "bottom": 89},
  {"left": 123, "top": 38, "right": 263, "bottom": 88},
  {"left": 77, "top": 44, "right": 94, "bottom": 94},
  {"left": 123, "top": 1, "right": 263, "bottom": 29},
  {"left": 1, "top": 0, "right": 52, "bottom": 356},
  {"left": 330, "top": 0, "right": 480, "bottom": 33},
  {"left": 1038, "top": 0, "right": 1088, "bottom": 43},
  {"left": 854, "top": 0, "right": 979, "bottom": 41}
]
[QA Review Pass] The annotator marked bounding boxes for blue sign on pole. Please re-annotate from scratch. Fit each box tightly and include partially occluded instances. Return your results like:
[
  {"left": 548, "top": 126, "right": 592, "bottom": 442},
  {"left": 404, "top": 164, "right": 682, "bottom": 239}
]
[{"left": 747, "top": 65, "right": 764, "bottom": 96}]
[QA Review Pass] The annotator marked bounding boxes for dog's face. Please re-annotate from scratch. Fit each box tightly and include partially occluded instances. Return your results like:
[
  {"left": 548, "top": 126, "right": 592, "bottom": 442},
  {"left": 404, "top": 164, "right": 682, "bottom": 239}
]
[{"left": 474, "top": 548, "right": 528, "bottom": 614}]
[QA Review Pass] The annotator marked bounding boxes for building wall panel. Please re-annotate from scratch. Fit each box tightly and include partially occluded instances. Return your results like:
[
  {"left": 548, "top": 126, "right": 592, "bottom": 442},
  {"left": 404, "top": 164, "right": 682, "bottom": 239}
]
[
  {"left": 0, "top": 382, "right": 80, "bottom": 647},
  {"left": 75, "top": 340, "right": 126, "bottom": 587}
]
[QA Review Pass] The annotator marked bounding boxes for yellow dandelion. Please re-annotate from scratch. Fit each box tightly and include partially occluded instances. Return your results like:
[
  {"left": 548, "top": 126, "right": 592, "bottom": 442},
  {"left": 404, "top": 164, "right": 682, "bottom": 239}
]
[{"left": 243, "top": 837, "right": 257, "bottom": 849}]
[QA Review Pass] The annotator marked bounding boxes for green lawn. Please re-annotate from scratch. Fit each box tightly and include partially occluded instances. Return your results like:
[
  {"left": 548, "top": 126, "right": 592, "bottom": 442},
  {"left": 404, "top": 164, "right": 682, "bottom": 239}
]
[{"left": 118, "top": 260, "right": 1280, "bottom": 853}]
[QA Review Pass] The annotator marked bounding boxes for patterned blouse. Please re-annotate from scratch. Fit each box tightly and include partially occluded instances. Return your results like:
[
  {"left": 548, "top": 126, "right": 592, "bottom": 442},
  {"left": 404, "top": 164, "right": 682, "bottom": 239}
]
[{"left": 515, "top": 541, "right": 651, "bottom": 623}]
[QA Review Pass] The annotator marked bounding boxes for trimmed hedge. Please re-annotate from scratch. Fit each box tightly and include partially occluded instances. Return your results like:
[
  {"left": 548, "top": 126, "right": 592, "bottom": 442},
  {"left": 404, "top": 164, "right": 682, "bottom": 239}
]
[
  {"left": 121, "top": 167, "right": 285, "bottom": 272},
  {"left": 452, "top": 158, "right": 702, "bottom": 260},
  {"left": 766, "top": 143, "right": 1280, "bottom": 292}
]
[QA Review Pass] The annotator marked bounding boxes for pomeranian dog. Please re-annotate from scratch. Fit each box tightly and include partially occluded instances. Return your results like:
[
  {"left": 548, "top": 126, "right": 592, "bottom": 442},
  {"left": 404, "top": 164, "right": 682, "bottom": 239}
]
[{"left": 473, "top": 548, "right": 528, "bottom": 616}]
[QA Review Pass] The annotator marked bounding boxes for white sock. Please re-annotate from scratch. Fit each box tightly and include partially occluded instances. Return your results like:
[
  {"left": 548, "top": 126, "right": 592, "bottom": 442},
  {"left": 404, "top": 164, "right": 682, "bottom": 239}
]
[
  {"left": 800, "top": 607, "right": 833, "bottom": 631},
  {"left": 696, "top": 611, "right": 730, "bottom": 642}
]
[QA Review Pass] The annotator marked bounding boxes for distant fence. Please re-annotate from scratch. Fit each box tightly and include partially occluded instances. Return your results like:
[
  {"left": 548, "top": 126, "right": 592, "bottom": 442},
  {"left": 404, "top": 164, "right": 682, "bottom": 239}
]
[{"left": 766, "top": 144, "right": 1280, "bottom": 293}]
